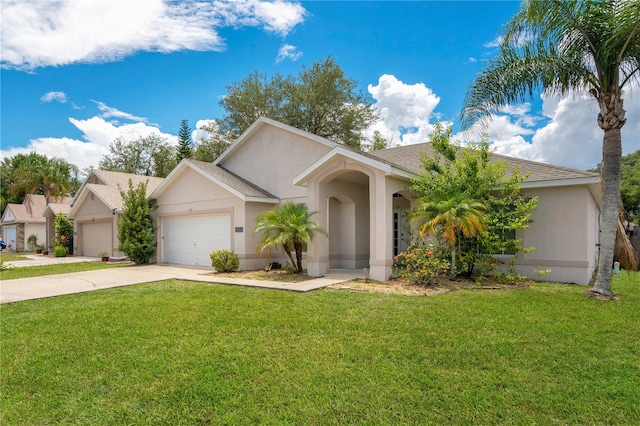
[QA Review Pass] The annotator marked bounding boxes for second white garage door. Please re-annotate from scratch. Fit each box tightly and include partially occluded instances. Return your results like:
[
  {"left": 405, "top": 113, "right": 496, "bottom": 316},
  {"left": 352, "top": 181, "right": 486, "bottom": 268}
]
[{"left": 162, "top": 214, "right": 231, "bottom": 267}]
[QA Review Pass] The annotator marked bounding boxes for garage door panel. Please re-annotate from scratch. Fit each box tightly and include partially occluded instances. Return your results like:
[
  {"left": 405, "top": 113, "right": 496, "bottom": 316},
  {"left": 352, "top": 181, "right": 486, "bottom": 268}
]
[
  {"left": 81, "top": 222, "right": 112, "bottom": 257},
  {"left": 162, "top": 214, "right": 231, "bottom": 267}
]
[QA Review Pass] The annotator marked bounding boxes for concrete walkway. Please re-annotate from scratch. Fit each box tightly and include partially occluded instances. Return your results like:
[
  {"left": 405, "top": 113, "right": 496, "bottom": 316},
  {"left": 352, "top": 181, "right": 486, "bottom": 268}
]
[
  {"left": 0, "top": 263, "right": 364, "bottom": 304},
  {"left": 3, "top": 254, "right": 100, "bottom": 268}
]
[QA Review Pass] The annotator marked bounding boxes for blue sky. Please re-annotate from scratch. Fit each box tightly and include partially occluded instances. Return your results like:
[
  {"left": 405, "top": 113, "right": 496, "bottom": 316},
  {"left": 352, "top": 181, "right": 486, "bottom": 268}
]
[{"left": 1, "top": 0, "right": 638, "bottom": 172}]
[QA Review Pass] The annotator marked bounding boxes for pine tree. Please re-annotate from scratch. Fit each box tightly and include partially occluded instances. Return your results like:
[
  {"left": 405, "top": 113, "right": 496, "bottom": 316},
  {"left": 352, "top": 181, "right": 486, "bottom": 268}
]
[{"left": 176, "top": 119, "right": 192, "bottom": 163}]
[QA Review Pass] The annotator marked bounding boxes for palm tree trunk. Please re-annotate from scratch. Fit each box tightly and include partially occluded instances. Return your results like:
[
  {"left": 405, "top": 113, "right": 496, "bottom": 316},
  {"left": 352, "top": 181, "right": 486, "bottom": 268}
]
[
  {"left": 294, "top": 239, "right": 304, "bottom": 273},
  {"left": 592, "top": 127, "right": 623, "bottom": 296},
  {"left": 283, "top": 244, "right": 296, "bottom": 270}
]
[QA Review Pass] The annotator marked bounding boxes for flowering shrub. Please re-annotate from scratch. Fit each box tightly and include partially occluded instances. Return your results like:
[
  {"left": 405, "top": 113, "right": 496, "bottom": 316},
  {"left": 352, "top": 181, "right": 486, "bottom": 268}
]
[{"left": 394, "top": 243, "right": 450, "bottom": 285}]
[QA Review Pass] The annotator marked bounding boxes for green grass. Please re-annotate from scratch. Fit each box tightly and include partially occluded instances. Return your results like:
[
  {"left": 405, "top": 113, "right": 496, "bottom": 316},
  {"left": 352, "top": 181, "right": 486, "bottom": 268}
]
[
  {"left": 2, "top": 273, "right": 639, "bottom": 425},
  {"left": 0, "top": 261, "right": 132, "bottom": 280},
  {"left": 0, "top": 252, "right": 28, "bottom": 262}
]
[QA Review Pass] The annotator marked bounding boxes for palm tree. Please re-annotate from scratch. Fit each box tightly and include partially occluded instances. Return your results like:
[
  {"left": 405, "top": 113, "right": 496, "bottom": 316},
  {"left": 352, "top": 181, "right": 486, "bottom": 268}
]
[
  {"left": 412, "top": 195, "right": 488, "bottom": 275},
  {"left": 254, "top": 202, "right": 328, "bottom": 273},
  {"left": 461, "top": 0, "right": 639, "bottom": 296}
]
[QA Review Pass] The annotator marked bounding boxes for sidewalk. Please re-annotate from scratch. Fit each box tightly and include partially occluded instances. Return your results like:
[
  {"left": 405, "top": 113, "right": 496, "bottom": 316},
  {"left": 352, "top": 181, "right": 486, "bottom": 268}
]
[
  {"left": 3, "top": 254, "right": 100, "bottom": 268},
  {"left": 0, "top": 264, "right": 363, "bottom": 304}
]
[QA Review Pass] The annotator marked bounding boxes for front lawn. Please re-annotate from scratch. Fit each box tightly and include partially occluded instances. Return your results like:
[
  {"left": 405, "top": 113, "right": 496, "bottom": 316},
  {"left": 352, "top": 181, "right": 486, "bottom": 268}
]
[{"left": 1, "top": 273, "right": 639, "bottom": 424}]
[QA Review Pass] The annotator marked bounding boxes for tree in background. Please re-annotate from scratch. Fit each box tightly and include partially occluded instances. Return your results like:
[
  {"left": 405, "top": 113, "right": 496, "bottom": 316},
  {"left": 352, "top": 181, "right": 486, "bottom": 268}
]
[
  {"left": 99, "top": 134, "right": 177, "bottom": 177},
  {"left": 590, "top": 149, "right": 640, "bottom": 224},
  {"left": 192, "top": 121, "right": 232, "bottom": 163},
  {"left": 367, "top": 130, "right": 388, "bottom": 151},
  {"left": 0, "top": 152, "right": 80, "bottom": 213},
  {"left": 220, "top": 56, "right": 377, "bottom": 150},
  {"left": 254, "top": 202, "right": 328, "bottom": 273},
  {"left": 176, "top": 119, "right": 193, "bottom": 163},
  {"left": 461, "top": 0, "right": 639, "bottom": 296},
  {"left": 117, "top": 179, "right": 156, "bottom": 264}
]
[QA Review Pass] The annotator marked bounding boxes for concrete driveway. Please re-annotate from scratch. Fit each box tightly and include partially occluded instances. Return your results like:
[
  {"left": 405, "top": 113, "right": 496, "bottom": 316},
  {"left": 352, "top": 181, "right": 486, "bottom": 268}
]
[{"left": 0, "top": 262, "right": 362, "bottom": 304}]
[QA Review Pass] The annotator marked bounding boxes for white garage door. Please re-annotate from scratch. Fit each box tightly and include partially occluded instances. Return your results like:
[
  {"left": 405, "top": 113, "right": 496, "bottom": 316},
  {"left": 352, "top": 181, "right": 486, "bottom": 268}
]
[
  {"left": 3, "top": 226, "right": 17, "bottom": 250},
  {"left": 81, "top": 222, "right": 112, "bottom": 257},
  {"left": 162, "top": 214, "right": 231, "bottom": 267}
]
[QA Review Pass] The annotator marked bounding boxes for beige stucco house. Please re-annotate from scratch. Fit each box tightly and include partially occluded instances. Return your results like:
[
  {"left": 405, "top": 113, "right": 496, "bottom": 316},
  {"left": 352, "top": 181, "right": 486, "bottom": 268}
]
[
  {"left": 149, "top": 117, "right": 600, "bottom": 285},
  {"left": 68, "top": 170, "right": 163, "bottom": 257},
  {"left": 1, "top": 194, "right": 48, "bottom": 252}
]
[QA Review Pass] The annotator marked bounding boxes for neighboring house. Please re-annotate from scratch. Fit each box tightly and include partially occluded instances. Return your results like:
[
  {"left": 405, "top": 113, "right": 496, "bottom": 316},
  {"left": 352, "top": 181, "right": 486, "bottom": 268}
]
[
  {"left": 42, "top": 197, "right": 74, "bottom": 252},
  {"left": 0, "top": 194, "right": 48, "bottom": 252},
  {"left": 68, "top": 170, "right": 163, "bottom": 257},
  {"left": 150, "top": 117, "right": 600, "bottom": 285}
]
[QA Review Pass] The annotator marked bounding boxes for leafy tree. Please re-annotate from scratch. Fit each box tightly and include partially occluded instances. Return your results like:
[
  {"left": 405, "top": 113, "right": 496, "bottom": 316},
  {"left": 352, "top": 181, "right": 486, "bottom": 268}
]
[
  {"left": 220, "top": 56, "right": 377, "bottom": 149},
  {"left": 0, "top": 152, "right": 80, "bottom": 213},
  {"left": 192, "top": 121, "right": 232, "bottom": 162},
  {"left": 253, "top": 202, "right": 328, "bottom": 273},
  {"left": 412, "top": 195, "right": 487, "bottom": 274},
  {"left": 99, "top": 134, "right": 177, "bottom": 177},
  {"left": 176, "top": 119, "right": 193, "bottom": 163},
  {"left": 117, "top": 179, "right": 157, "bottom": 264},
  {"left": 410, "top": 124, "right": 537, "bottom": 277},
  {"left": 367, "top": 130, "right": 388, "bottom": 151},
  {"left": 461, "top": 0, "right": 640, "bottom": 295},
  {"left": 54, "top": 213, "right": 74, "bottom": 252},
  {"left": 621, "top": 150, "right": 640, "bottom": 224}
]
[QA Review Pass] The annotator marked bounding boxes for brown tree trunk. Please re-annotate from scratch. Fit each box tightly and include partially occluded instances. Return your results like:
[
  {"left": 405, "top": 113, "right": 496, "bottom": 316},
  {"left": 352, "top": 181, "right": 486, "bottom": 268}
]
[
  {"left": 294, "top": 239, "right": 304, "bottom": 273},
  {"left": 591, "top": 92, "right": 626, "bottom": 296}
]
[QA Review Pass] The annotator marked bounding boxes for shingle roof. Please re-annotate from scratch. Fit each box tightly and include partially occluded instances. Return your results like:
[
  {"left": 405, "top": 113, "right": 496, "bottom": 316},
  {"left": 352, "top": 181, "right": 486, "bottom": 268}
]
[
  {"left": 3, "top": 194, "right": 47, "bottom": 223},
  {"left": 369, "top": 143, "right": 599, "bottom": 183},
  {"left": 185, "top": 159, "right": 278, "bottom": 200},
  {"left": 45, "top": 197, "right": 74, "bottom": 216},
  {"left": 91, "top": 169, "right": 165, "bottom": 191}
]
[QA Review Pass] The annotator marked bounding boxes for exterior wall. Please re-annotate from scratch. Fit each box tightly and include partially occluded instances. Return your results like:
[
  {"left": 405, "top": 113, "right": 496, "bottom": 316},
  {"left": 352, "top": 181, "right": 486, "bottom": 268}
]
[
  {"left": 72, "top": 195, "right": 121, "bottom": 257},
  {"left": 513, "top": 185, "right": 599, "bottom": 285},
  {"left": 21, "top": 222, "right": 46, "bottom": 252},
  {"left": 220, "top": 126, "right": 333, "bottom": 200}
]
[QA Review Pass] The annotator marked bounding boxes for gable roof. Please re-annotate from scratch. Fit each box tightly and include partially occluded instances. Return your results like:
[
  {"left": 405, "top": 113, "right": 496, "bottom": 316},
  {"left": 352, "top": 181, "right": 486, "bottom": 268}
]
[
  {"left": 1, "top": 194, "right": 47, "bottom": 224},
  {"left": 151, "top": 159, "right": 278, "bottom": 203},
  {"left": 369, "top": 143, "right": 600, "bottom": 188},
  {"left": 69, "top": 171, "right": 164, "bottom": 217},
  {"left": 43, "top": 197, "right": 74, "bottom": 217}
]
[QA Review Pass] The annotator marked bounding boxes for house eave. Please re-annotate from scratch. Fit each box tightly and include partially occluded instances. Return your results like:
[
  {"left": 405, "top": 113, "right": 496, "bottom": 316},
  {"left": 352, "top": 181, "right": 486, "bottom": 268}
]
[{"left": 519, "top": 176, "right": 600, "bottom": 189}]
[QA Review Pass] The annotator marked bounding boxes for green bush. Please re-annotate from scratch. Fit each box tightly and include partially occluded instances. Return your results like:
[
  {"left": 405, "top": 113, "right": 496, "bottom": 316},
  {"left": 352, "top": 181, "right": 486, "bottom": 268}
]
[
  {"left": 394, "top": 243, "right": 450, "bottom": 285},
  {"left": 210, "top": 250, "right": 240, "bottom": 272},
  {"left": 53, "top": 246, "right": 67, "bottom": 257}
]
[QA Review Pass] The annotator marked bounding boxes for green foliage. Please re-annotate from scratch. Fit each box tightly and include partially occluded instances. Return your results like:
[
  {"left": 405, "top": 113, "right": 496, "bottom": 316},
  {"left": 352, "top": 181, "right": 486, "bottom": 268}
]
[
  {"left": 367, "top": 130, "right": 388, "bottom": 151},
  {"left": 53, "top": 246, "right": 67, "bottom": 257},
  {"left": 220, "top": 56, "right": 377, "bottom": 149},
  {"left": 54, "top": 213, "right": 74, "bottom": 251},
  {"left": 409, "top": 124, "right": 537, "bottom": 277},
  {"left": 254, "top": 202, "right": 328, "bottom": 273},
  {"left": 210, "top": 250, "right": 240, "bottom": 273},
  {"left": 99, "top": 134, "right": 177, "bottom": 178},
  {"left": 26, "top": 234, "right": 40, "bottom": 251},
  {"left": 0, "top": 152, "right": 80, "bottom": 213},
  {"left": 176, "top": 119, "right": 193, "bottom": 163},
  {"left": 117, "top": 179, "right": 157, "bottom": 264},
  {"left": 393, "top": 243, "right": 451, "bottom": 285},
  {"left": 621, "top": 150, "right": 640, "bottom": 223},
  {"left": 192, "top": 120, "right": 232, "bottom": 162}
]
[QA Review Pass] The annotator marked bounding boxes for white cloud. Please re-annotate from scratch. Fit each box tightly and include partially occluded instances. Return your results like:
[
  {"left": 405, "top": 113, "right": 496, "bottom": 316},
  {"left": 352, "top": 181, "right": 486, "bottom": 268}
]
[
  {"left": 276, "top": 44, "right": 302, "bottom": 63},
  {"left": 483, "top": 36, "right": 502, "bottom": 48},
  {"left": 40, "top": 91, "right": 67, "bottom": 103},
  {"left": 0, "top": 116, "right": 177, "bottom": 171},
  {"left": 1, "top": 0, "right": 307, "bottom": 70},
  {"left": 91, "top": 101, "right": 148, "bottom": 123},
  {"left": 192, "top": 119, "right": 219, "bottom": 143},
  {"left": 367, "top": 74, "right": 441, "bottom": 146}
]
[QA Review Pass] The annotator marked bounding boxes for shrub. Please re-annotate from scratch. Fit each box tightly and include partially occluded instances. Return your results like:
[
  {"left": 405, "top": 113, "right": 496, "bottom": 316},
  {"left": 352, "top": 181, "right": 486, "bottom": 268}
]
[
  {"left": 53, "top": 246, "right": 67, "bottom": 257},
  {"left": 210, "top": 250, "right": 239, "bottom": 272},
  {"left": 117, "top": 180, "right": 157, "bottom": 264},
  {"left": 394, "top": 243, "right": 450, "bottom": 285},
  {"left": 27, "top": 234, "right": 40, "bottom": 251}
]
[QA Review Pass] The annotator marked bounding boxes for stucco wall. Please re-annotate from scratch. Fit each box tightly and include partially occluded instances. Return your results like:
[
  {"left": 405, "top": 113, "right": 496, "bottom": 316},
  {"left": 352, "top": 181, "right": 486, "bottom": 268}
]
[
  {"left": 72, "top": 195, "right": 122, "bottom": 257},
  {"left": 515, "top": 185, "right": 599, "bottom": 285},
  {"left": 220, "top": 126, "right": 333, "bottom": 200}
]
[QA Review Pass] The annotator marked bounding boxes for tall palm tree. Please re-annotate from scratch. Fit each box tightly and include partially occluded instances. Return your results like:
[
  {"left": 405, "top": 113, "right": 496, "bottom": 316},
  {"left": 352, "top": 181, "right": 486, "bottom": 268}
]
[
  {"left": 412, "top": 195, "right": 488, "bottom": 274},
  {"left": 461, "top": 0, "right": 640, "bottom": 295},
  {"left": 254, "top": 202, "right": 328, "bottom": 273}
]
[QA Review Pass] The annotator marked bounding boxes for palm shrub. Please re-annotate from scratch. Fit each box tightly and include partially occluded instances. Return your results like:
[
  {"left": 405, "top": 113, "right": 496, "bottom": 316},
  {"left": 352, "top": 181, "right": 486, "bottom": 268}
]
[
  {"left": 254, "top": 202, "right": 328, "bottom": 273},
  {"left": 210, "top": 250, "right": 239, "bottom": 272},
  {"left": 117, "top": 179, "right": 156, "bottom": 264}
]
